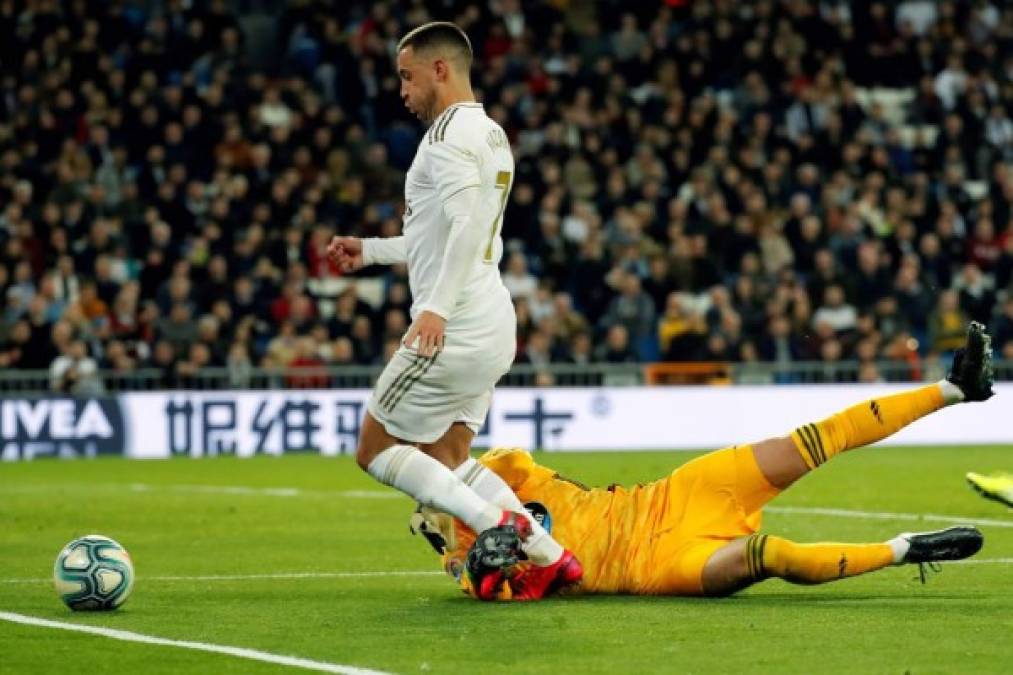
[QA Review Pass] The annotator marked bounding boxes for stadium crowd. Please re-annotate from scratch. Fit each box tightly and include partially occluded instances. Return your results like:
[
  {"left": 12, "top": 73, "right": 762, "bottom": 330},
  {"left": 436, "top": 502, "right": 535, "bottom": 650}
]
[{"left": 0, "top": 0, "right": 1011, "bottom": 392}]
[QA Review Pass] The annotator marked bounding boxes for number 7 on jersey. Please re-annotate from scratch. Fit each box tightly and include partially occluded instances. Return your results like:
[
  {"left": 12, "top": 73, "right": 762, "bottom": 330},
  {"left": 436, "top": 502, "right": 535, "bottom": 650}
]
[{"left": 484, "top": 170, "right": 511, "bottom": 263}]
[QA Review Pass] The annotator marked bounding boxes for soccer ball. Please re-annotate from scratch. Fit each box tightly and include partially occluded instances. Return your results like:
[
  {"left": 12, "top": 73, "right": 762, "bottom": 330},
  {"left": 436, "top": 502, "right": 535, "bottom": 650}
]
[{"left": 53, "top": 535, "right": 135, "bottom": 611}]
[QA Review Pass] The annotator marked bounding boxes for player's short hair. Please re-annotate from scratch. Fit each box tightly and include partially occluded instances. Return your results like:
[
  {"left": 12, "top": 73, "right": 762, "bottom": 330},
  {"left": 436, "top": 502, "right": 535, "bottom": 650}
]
[{"left": 397, "top": 21, "right": 473, "bottom": 70}]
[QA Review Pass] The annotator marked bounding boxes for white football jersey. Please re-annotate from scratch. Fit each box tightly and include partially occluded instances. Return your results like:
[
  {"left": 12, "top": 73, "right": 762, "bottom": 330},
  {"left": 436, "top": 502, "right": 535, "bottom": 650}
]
[{"left": 402, "top": 102, "right": 514, "bottom": 328}]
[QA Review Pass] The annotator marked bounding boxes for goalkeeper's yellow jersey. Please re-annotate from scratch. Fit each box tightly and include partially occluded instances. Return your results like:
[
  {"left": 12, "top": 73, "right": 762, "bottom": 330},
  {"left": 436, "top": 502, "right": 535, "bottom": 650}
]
[
  {"left": 444, "top": 448, "right": 676, "bottom": 595},
  {"left": 441, "top": 445, "right": 771, "bottom": 598}
]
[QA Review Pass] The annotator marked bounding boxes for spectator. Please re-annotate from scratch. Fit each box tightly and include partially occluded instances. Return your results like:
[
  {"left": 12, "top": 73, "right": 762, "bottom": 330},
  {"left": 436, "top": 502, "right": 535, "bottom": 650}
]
[
  {"left": 934, "top": 54, "right": 968, "bottom": 110},
  {"left": 176, "top": 343, "right": 213, "bottom": 389},
  {"left": 966, "top": 218, "right": 1001, "bottom": 271},
  {"left": 104, "top": 340, "right": 137, "bottom": 374},
  {"left": 157, "top": 303, "right": 198, "bottom": 355},
  {"left": 0, "top": 320, "right": 32, "bottom": 369},
  {"left": 929, "top": 290, "right": 970, "bottom": 353},
  {"left": 600, "top": 272, "right": 656, "bottom": 346},
  {"left": 893, "top": 263, "right": 933, "bottom": 336},
  {"left": 812, "top": 285, "right": 858, "bottom": 334},
  {"left": 567, "top": 332, "right": 593, "bottom": 366},
  {"left": 151, "top": 341, "right": 177, "bottom": 388},
  {"left": 594, "top": 325, "right": 637, "bottom": 364},
  {"left": 265, "top": 321, "right": 299, "bottom": 368},
  {"left": 502, "top": 252, "right": 538, "bottom": 301},
  {"left": 552, "top": 292, "right": 588, "bottom": 341},
  {"left": 49, "top": 340, "right": 104, "bottom": 395},
  {"left": 858, "top": 362, "right": 885, "bottom": 384},
  {"left": 759, "top": 315, "right": 803, "bottom": 365},
  {"left": 287, "top": 337, "right": 327, "bottom": 389},
  {"left": 196, "top": 314, "right": 226, "bottom": 366},
  {"left": 815, "top": 339, "right": 853, "bottom": 384},
  {"left": 658, "top": 293, "right": 692, "bottom": 355},
  {"left": 954, "top": 264, "right": 996, "bottom": 325},
  {"left": 331, "top": 337, "right": 356, "bottom": 365},
  {"left": 518, "top": 330, "right": 553, "bottom": 368}
]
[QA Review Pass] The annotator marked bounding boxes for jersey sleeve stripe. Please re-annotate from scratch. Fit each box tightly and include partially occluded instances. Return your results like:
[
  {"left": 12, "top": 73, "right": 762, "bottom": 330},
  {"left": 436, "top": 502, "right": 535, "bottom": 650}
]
[
  {"left": 438, "top": 107, "right": 460, "bottom": 142},
  {"left": 427, "top": 115, "right": 441, "bottom": 144}
]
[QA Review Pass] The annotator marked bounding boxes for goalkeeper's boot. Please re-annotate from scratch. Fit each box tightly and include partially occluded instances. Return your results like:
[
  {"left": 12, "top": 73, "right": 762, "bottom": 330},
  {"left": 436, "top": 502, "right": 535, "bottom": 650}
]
[
  {"left": 946, "top": 322, "right": 995, "bottom": 402},
  {"left": 897, "top": 526, "right": 984, "bottom": 583},
  {"left": 510, "top": 549, "right": 584, "bottom": 601},
  {"left": 966, "top": 472, "right": 1013, "bottom": 508},
  {"left": 468, "top": 511, "right": 533, "bottom": 601}
]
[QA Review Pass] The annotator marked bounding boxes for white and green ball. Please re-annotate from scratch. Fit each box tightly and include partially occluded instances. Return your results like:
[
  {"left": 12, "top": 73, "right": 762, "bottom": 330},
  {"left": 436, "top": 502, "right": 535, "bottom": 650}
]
[{"left": 53, "top": 535, "right": 134, "bottom": 611}]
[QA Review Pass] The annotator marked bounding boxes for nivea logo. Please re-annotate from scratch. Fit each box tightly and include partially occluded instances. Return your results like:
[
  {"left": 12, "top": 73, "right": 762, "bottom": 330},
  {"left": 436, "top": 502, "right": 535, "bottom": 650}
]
[{"left": 0, "top": 398, "right": 123, "bottom": 460}]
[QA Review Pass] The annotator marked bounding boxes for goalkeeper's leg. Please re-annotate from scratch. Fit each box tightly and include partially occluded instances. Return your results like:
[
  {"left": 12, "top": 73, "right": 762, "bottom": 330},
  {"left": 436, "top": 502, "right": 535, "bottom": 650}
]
[
  {"left": 748, "top": 379, "right": 959, "bottom": 493},
  {"left": 748, "top": 322, "right": 992, "bottom": 494},
  {"left": 701, "top": 527, "right": 982, "bottom": 594},
  {"left": 700, "top": 323, "right": 994, "bottom": 595}
]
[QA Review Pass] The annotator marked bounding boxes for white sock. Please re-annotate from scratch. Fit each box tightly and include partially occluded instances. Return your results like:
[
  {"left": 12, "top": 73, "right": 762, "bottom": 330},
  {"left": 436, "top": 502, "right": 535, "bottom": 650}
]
[
  {"left": 887, "top": 535, "right": 911, "bottom": 564},
  {"left": 938, "top": 379, "right": 965, "bottom": 405},
  {"left": 367, "top": 445, "right": 501, "bottom": 533},
  {"left": 454, "top": 457, "right": 565, "bottom": 566}
]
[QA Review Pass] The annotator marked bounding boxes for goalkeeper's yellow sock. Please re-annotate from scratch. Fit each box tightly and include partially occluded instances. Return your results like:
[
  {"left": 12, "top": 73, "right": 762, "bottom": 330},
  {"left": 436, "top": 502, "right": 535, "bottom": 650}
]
[
  {"left": 789, "top": 383, "right": 950, "bottom": 470},
  {"left": 745, "top": 535, "right": 895, "bottom": 584}
]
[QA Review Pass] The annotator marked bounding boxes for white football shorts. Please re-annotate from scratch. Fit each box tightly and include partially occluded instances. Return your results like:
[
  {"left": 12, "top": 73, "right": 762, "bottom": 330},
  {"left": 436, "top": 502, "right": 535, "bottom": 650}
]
[{"left": 368, "top": 309, "right": 516, "bottom": 443}]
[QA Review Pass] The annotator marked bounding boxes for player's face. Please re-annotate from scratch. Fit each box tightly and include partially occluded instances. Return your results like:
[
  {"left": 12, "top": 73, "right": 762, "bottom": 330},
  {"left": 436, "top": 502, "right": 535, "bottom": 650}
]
[{"left": 397, "top": 47, "right": 438, "bottom": 124}]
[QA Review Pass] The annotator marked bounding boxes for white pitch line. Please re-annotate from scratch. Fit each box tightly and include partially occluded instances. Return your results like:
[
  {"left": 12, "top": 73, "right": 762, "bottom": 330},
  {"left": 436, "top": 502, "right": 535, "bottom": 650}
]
[
  {"left": 0, "top": 570, "right": 443, "bottom": 585},
  {"left": 147, "top": 570, "right": 443, "bottom": 582},
  {"left": 951, "top": 558, "right": 1013, "bottom": 565},
  {"left": 0, "top": 483, "right": 401, "bottom": 500},
  {"left": 0, "top": 611, "right": 392, "bottom": 675},
  {"left": 129, "top": 483, "right": 402, "bottom": 499},
  {"left": 766, "top": 505, "right": 1013, "bottom": 529},
  {"left": 130, "top": 483, "right": 303, "bottom": 498}
]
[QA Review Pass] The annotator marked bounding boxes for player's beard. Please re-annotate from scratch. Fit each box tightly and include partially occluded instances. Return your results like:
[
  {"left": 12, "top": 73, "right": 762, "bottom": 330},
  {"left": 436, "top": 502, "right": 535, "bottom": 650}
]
[{"left": 419, "top": 89, "right": 438, "bottom": 124}]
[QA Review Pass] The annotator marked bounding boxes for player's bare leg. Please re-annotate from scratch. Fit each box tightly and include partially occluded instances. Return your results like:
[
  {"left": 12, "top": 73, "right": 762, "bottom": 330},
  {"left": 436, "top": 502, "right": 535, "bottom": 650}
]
[
  {"left": 357, "top": 416, "right": 476, "bottom": 470},
  {"left": 419, "top": 421, "right": 472, "bottom": 468},
  {"left": 355, "top": 410, "right": 404, "bottom": 470},
  {"left": 701, "top": 322, "right": 994, "bottom": 596}
]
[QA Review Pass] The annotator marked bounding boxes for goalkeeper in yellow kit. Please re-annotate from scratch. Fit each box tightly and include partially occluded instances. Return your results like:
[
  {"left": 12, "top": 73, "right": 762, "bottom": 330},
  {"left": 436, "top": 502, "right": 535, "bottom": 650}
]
[{"left": 412, "top": 323, "right": 993, "bottom": 600}]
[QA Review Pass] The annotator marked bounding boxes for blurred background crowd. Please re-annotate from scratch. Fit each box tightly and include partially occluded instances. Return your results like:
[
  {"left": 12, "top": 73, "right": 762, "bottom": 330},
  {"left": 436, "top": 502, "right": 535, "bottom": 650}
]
[{"left": 0, "top": 0, "right": 1011, "bottom": 393}]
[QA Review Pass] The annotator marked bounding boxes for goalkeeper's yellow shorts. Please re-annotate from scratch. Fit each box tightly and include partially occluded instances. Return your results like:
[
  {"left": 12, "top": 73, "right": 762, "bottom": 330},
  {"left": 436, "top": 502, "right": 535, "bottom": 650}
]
[{"left": 634, "top": 445, "right": 779, "bottom": 596}]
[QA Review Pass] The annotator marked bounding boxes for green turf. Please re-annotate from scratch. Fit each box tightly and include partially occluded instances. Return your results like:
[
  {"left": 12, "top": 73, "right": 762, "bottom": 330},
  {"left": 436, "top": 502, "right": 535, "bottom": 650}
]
[{"left": 2, "top": 446, "right": 1012, "bottom": 674}]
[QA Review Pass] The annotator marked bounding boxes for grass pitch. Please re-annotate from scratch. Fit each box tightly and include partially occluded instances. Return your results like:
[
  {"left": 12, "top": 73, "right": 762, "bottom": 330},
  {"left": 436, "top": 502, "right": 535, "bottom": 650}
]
[{"left": 2, "top": 446, "right": 1012, "bottom": 674}]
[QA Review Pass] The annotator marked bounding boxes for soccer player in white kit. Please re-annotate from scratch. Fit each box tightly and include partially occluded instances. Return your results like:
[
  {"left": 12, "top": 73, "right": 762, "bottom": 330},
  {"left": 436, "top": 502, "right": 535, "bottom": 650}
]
[{"left": 327, "top": 22, "right": 581, "bottom": 600}]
